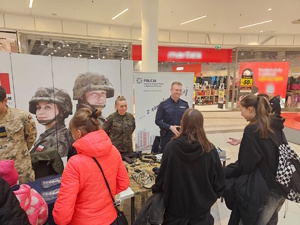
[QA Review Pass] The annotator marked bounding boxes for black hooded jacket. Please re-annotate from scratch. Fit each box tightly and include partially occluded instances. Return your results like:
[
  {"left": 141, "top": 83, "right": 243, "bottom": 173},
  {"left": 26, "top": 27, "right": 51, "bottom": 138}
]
[
  {"left": 0, "top": 177, "right": 31, "bottom": 225},
  {"left": 226, "top": 115, "right": 286, "bottom": 225},
  {"left": 238, "top": 115, "right": 285, "bottom": 188},
  {"left": 152, "top": 135, "right": 225, "bottom": 221}
]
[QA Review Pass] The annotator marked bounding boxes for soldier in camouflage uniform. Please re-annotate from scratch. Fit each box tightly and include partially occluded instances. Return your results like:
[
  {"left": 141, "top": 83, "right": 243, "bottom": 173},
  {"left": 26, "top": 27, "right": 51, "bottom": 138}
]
[
  {"left": 0, "top": 86, "right": 37, "bottom": 183},
  {"left": 29, "top": 87, "right": 73, "bottom": 157},
  {"left": 73, "top": 72, "right": 114, "bottom": 125},
  {"left": 103, "top": 96, "right": 135, "bottom": 153}
]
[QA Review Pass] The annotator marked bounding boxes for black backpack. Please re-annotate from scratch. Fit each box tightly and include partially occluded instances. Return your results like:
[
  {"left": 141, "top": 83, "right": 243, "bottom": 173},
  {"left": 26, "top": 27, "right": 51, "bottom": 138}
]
[{"left": 271, "top": 132, "right": 300, "bottom": 202}]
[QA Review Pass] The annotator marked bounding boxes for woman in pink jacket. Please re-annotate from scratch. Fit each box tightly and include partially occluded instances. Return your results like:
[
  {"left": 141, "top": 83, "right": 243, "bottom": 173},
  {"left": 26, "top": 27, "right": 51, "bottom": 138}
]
[{"left": 53, "top": 108, "right": 130, "bottom": 225}]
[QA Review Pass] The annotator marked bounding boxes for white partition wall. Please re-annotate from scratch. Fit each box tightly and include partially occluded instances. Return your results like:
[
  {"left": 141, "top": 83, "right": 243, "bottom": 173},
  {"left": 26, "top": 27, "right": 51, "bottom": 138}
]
[
  {"left": 134, "top": 72, "right": 194, "bottom": 152},
  {"left": 0, "top": 52, "right": 15, "bottom": 107}
]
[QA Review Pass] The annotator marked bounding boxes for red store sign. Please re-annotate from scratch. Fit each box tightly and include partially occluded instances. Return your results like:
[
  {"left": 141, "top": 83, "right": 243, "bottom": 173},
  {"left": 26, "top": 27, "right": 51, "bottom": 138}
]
[{"left": 132, "top": 45, "right": 232, "bottom": 63}]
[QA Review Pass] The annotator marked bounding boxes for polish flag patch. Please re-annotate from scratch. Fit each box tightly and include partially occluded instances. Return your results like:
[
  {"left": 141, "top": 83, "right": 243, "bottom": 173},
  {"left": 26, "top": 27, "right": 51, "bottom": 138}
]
[{"left": 36, "top": 145, "right": 44, "bottom": 152}]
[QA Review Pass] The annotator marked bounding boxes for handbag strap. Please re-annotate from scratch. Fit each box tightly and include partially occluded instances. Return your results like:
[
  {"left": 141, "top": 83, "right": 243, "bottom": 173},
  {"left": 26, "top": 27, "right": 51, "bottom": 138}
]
[{"left": 92, "top": 157, "right": 118, "bottom": 211}]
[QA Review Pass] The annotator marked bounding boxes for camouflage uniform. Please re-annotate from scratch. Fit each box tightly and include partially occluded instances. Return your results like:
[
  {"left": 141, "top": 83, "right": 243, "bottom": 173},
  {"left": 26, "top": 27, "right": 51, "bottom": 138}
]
[
  {"left": 29, "top": 87, "right": 73, "bottom": 157},
  {"left": 73, "top": 73, "right": 114, "bottom": 125},
  {"left": 30, "top": 123, "right": 73, "bottom": 157},
  {"left": 0, "top": 107, "right": 37, "bottom": 183},
  {"left": 102, "top": 112, "right": 135, "bottom": 153}
]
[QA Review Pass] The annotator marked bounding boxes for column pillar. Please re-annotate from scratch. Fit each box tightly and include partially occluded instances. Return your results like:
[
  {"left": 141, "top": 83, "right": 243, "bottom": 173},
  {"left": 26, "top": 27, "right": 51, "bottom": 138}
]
[{"left": 141, "top": 0, "right": 158, "bottom": 72}]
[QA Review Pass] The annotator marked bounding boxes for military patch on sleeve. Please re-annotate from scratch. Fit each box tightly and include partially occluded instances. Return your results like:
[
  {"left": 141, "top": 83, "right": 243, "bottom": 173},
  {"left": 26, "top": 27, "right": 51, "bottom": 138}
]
[{"left": 0, "top": 126, "right": 7, "bottom": 138}]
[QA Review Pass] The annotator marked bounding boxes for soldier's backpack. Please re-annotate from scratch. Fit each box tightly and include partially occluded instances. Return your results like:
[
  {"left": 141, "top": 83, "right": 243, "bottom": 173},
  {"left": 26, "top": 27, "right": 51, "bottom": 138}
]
[{"left": 271, "top": 132, "right": 300, "bottom": 203}]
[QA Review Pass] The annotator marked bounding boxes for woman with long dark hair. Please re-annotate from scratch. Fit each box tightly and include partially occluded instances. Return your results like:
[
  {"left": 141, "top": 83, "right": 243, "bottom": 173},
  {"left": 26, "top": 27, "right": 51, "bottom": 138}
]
[
  {"left": 229, "top": 94, "right": 286, "bottom": 225},
  {"left": 152, "top": 108, "right": 225, "bottom": 225}
]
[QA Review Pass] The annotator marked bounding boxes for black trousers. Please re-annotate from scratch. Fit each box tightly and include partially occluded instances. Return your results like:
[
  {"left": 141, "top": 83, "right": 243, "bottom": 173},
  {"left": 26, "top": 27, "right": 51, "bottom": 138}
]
[{"left": 159, "top": 132, "right": 174, "bottom": 153}]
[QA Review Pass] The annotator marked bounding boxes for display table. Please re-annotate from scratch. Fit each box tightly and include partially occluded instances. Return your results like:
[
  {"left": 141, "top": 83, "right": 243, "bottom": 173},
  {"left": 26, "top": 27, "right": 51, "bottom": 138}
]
[{"left": 27, "top": 174, "right": 135, "bottom": 225}]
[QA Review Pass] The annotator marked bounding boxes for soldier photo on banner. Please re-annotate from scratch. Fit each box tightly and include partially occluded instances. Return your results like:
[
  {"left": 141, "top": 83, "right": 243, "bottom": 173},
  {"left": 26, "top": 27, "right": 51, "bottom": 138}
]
[
  {"left": 29, "top": 87, "right": 74, "bottom": 158},
  {"left": 72, "top": 72, "right": 114, "bottom": 125}
]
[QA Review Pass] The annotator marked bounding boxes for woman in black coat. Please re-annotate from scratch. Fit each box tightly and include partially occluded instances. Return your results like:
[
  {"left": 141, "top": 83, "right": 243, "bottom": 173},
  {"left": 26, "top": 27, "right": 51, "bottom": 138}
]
[
  {"left": 0, "top": 177, "right": 30, "bottom": 225},
  {"left": 152, "top": 109, "right": 225, "bottom": 225},
  {"left": 229, "top": 94, "right": 285, "bottom": 225}
]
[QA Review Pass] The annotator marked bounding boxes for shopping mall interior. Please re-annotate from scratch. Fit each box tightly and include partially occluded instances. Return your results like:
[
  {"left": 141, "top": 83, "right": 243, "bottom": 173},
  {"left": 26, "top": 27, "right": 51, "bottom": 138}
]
[{"left": 1, "top": 0, "right": 300, "bottom": 224}]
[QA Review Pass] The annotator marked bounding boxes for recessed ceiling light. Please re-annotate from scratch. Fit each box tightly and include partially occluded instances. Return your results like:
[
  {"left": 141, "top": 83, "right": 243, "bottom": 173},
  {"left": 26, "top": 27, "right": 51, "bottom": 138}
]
[
  {"left": 103, "top": 56, "right": 105, "bottom": 59},
  {"left": 68, "top": 53, "right": 70, "bottom": 56},
  {"left": 260, "top": 30, "right": 264, "bottom": 32},
  {"left": 268, "top": 8, "right": 272, "bottom": 11},
  {"left": 239, "top": 20, "right": 272, "bottom": 29},
  {"left": 112, "top": 8, "right": 129, "bottom": 20},
  {"left": 180, "top": 15, "right": 207, "bottom": 25}
]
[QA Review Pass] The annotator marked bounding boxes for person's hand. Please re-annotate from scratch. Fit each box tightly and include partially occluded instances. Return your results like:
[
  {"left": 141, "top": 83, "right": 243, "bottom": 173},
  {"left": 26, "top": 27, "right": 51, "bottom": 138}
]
[
  {"left": 169, "top": 125, "right": 180, "bottom": 136},
  {"left": 227, "top": 137, "right": 241, "bottom": 146}
]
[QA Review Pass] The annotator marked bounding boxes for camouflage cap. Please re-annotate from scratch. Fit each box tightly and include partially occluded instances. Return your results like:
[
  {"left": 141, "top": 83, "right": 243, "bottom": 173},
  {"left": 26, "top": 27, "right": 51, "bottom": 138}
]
[
  {"left": 29, "top": 87, "right": 73, "bottom": 119},
  {"left": 73, "top": 72, "right": 114, "bottom": 100}
]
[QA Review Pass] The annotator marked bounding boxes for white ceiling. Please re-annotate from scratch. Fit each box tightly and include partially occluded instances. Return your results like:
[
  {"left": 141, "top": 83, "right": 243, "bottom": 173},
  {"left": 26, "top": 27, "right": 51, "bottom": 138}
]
[{"left": 1, "top": 0, "right": 300, "bottom": 35}]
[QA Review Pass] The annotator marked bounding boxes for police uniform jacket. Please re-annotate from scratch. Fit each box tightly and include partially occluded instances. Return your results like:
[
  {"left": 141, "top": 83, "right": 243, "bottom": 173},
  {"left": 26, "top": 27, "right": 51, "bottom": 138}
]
[
  {"left": 102, "top": 111, "right": 135, "bottom": 153},
  {"left": 0, "top": 107, "right": 37, "bottom": 183},
  {"left": 155, "top": 97, "right": 189, "bottom": 132}
]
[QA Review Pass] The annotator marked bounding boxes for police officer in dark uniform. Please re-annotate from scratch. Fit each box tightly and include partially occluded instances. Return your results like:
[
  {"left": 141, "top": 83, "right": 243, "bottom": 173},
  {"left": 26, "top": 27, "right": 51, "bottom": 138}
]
[{"left": 155, "top": 81, "right": 189, "bottom": 153}]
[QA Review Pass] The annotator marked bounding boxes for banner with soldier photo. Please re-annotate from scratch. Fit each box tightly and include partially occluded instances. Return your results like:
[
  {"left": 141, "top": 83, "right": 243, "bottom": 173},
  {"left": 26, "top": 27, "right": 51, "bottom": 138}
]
[
  {"left": 134, "top": 72, "right": 194, "bottom": 152},
  {"left": 2, "top": 53, "right": 133, "bottom": 161}
]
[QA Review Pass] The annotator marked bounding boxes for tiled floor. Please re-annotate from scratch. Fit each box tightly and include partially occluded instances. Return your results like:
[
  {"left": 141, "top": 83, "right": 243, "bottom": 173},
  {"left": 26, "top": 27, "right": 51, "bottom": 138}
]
[{"left": 197, "top": 105, "right": 300, "bottom": 225}]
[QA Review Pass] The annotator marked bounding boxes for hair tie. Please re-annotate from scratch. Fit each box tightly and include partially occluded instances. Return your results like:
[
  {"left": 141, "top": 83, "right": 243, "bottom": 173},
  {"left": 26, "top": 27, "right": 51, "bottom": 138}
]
[{"left": 90, "top": 109, "right": 98, "bottom": 119}]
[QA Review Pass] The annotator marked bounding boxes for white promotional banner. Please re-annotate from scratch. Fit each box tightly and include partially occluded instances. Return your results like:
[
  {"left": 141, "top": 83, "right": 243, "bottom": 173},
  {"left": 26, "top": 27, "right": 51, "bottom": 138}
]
[
  {"left": 134, "top": 72, "right": 194, "bottom": 152},
  {"left": 52, "top": 56, "right": 88, "bottom": 128},
  {"left": 0, "top": 52, "right": 15, "bottom": 107},
  {"left": 88, "top": 59, "right": 121, "bottom": 117},
  {"left": 120, "top": 60, "right": 134, "bottom": 114},
  {"left": 0, "top": 52, "right": 133, "bottom": 156},
  {"left": 10, "top": 53, "right": 53, "bottom": 137}
]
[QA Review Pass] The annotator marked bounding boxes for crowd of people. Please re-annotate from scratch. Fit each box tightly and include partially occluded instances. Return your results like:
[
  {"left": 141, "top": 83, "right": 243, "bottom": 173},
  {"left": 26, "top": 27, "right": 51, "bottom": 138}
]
[{"left": 0, "top": 79, "right": 291, "bottom": 225}]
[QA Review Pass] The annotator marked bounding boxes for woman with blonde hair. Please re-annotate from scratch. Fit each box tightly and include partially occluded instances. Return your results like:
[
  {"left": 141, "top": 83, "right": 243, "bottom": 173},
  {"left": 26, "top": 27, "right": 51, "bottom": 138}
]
[
  {"left": 152, "top": 108, "right": 225, "bottom": 225},
  {"left": 103, "top": 95, "right": 135, "bottom": 153},
  {"left": 53, "top": 108, "right": 129, "bottom": 225}
]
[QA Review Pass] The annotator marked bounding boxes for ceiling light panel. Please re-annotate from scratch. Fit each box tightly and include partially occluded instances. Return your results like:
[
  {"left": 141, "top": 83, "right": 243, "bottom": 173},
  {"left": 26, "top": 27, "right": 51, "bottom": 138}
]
[
  {"left": 112, "top": 8, "right": 129, "bottom": 20},
  {"left": 239, "top": 20, "right": 272, "bottom": 29},
  {"left": 180, "top": 15, "right": 207, "bottom": 25}
]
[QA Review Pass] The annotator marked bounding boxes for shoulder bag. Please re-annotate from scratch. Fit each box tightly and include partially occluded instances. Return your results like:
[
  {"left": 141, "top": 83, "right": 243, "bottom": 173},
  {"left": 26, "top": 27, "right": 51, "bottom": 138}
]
[{"left": 92, "top": 157, "right": 128, "bottom": 225}]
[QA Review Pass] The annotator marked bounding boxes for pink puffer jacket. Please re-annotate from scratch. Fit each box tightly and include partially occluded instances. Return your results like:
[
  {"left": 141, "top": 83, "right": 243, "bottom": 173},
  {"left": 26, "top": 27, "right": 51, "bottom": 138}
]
[{"left": 14, "top": 184, "right": 48, "bottom": 225}]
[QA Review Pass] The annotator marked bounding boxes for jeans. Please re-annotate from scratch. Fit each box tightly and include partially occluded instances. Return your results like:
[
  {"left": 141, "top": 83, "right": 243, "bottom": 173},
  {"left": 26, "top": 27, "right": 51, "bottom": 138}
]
[{"left": 254, "top": 190, "right": 285, "bottom": 225}]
